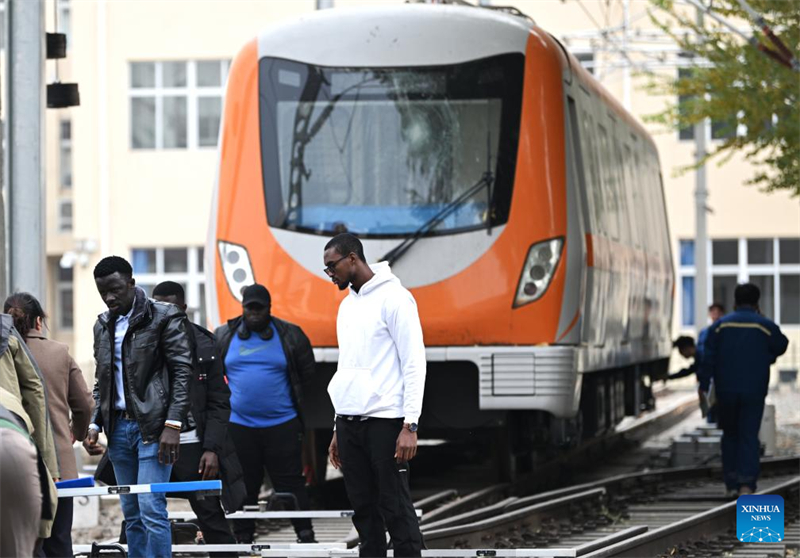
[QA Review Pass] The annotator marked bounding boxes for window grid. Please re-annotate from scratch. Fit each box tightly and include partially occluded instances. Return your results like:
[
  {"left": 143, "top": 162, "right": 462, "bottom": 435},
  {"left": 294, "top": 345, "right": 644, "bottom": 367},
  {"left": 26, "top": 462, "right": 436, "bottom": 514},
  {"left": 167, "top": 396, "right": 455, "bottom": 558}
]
[
  {"left": 58, "top": 198, "right": 73, "bottom": 233},
  {"left": 129, "top": 60, "right": 229, "bottom": 150},
  {"left": 678, "top": 237, "right": 800, "bottom": 327},
  {"left": 131, "top": 247, "right": 207, "bottom": 326},
  {"left": 56, "top": 265, "right": 74, "bottom": 330},
  {"left": 60, "top": 119, "right": 72, "bottom": 189}
]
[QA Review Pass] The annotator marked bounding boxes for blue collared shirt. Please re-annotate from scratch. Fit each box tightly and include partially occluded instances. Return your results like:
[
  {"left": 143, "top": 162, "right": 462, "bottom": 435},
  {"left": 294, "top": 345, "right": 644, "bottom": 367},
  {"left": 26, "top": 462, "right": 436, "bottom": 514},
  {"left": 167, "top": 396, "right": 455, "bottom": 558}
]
[{"left": 113, "top": 305, "right": 134, "bottom": 410}]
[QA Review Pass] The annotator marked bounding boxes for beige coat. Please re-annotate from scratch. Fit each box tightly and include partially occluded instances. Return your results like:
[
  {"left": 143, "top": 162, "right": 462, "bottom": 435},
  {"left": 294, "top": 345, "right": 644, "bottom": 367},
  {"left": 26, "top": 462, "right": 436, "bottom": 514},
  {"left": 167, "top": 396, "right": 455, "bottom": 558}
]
[
  {"left": 26, "top": 330, "right": 93, "bottom": 480},
  {"left": 0, "top": 331, "right": 60, "bottom": 478}
]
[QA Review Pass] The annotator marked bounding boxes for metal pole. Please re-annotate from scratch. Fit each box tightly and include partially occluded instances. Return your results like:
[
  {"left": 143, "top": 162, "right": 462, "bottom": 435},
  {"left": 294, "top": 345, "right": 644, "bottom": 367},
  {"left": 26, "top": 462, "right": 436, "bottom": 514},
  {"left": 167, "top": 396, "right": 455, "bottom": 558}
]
[
  {"left": 7, "top": 0, "right": 45, "bottom": 300},
  {"left": 622, "top": 0, "right": 631, "bottom": 110},
  {"left": 693, "top": 3, "right": 709, "bottom": 333}
]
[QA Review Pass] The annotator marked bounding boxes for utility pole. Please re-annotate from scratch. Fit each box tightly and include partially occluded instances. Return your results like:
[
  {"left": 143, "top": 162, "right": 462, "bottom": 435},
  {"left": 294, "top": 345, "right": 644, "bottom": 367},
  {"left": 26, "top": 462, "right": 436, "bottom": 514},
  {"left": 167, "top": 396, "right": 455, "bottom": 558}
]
[
  {"left": 622, "top": 0, "right": 631, "bottom": 110},
  {"left": 693, "top": 3, "right": 709, "bottom": 333},
  {"left": 6, "top": 0, "right": 46, "bottom": 300}
]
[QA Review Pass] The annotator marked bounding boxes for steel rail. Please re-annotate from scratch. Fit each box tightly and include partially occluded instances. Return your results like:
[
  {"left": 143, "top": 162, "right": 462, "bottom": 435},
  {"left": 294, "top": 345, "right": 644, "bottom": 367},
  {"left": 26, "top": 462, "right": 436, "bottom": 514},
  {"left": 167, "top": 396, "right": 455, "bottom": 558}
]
[
  {"left": 423, "top": 488, "right": 607, "bottom": 548},
  {"left": 580, "top": 476, "right": 799, "bottom": 557}
]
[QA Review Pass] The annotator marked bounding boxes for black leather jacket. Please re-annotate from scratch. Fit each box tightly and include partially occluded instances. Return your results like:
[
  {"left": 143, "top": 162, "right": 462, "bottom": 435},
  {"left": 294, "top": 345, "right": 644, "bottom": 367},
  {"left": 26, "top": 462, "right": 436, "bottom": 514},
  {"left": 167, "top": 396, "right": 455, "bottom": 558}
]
[
  {"left": 215, "top": 316, "right": 315, "bottom": 426},
  {"left": 91, "top": 287, "right": 193, "bottom": 443}
]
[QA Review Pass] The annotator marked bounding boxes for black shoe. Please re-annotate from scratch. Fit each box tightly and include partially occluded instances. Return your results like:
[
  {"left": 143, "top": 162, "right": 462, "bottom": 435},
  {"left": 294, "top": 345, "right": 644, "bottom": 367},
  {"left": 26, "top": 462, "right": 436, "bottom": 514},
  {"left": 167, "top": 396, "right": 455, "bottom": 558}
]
[
  {"left": 297, "top": 529, "right": 317, "bottom": 544},
  {"left": 236, "top": 534, "right": 254, "bottom": 544}
]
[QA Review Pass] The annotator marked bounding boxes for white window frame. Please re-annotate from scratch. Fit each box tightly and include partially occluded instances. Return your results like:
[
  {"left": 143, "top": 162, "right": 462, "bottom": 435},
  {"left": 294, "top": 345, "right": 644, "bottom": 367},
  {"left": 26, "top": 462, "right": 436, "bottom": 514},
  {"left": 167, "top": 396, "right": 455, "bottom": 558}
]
[
  {"left": 677, "top": 237, "right": 800, "bottom": 329},
  {"left": 58, "top": 198, "right": 73, "bottom": 233},
  {"left": 59, "top": 118, "right": 72, "bottom": 189},
  {"left": 57, "top": 0, "right": 70, "bottom": 51},
  {"left": 56, "top": 265, "right": 74, "bottom": 331},
  {"left": 129, "top": 60, "right": 230, "bottom": 150},
  {"left": 131, "top": 246, "right": 206, "bottom": 325}
]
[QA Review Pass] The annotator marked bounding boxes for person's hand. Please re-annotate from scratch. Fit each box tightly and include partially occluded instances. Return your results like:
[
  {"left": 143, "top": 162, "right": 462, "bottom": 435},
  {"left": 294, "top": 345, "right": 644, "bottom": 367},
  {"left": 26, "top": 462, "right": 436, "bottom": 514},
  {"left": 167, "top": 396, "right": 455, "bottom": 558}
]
[
  {"left": 328, "top": 433, "right": 341, "bottom": 470},
  {"left": 158, "top": 427, "right": 181, "bottom": 465},
  {"left": 395, "top": 427, "right": 417, "bottom": 463},
  {"left": 198, "top": 451, "right": 220, "bottom": 480},
  {"left": 83, "top": 429, "right": 105, "bottom": 456}
]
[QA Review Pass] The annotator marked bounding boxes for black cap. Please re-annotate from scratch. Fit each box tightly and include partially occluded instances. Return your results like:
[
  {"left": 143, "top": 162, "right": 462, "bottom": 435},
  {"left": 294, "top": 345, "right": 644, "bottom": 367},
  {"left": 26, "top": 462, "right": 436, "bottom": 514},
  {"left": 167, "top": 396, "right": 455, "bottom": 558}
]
[{"left": 242, "top": 284, "right": 271, "bottom": 307}]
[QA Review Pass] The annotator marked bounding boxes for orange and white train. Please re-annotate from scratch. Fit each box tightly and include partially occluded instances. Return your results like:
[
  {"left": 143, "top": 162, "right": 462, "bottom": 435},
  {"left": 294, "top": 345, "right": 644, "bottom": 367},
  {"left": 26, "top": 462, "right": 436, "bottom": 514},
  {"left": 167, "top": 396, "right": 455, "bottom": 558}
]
[{"left": 208, "top": 3, "right": 674, "bottom": 476}]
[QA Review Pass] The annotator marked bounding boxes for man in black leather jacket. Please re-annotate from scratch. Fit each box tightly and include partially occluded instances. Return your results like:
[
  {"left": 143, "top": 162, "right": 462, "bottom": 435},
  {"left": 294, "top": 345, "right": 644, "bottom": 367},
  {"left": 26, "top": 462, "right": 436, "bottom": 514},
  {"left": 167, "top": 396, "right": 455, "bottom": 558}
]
[
  {"left": 215, "top": 284, "right": 317, "bottom": 544},
  {"left": 84, "top": 256, "right": 193, "bottom": 558},
  {"left": 153, "top": 281, "right": 245, "bottom": 555}
]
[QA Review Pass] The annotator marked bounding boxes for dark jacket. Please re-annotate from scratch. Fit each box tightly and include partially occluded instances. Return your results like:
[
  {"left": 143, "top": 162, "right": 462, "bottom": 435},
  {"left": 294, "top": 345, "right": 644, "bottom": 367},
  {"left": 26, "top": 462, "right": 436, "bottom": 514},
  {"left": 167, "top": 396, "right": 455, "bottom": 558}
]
[
  {"left": 95, "top": 322, "right": 246, "bottom": 512},
  {"left": 215, "top": 316, "right": 315, "bottom": 426},
  {"left": 699, "top": 308, "right": 789, "bottom": 395},
  {"left": 185, "top": 323, "right": 246, "bottom": 512},
  {"left": 91, "top": 287, "right": 193, "bottom": 443}
]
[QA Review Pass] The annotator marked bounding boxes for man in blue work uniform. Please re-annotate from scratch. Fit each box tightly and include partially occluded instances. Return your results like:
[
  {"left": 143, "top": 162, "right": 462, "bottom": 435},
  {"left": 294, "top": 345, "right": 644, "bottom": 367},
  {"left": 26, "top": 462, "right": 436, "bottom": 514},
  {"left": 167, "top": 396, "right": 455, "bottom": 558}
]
[{"left": 699, "top": 284, "right": 788, "bottom": 497}]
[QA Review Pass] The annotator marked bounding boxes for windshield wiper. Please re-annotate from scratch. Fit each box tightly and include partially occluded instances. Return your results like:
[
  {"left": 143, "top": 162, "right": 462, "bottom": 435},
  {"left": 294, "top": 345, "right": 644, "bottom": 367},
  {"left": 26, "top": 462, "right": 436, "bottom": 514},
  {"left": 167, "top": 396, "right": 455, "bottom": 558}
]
[{"left": 379, "top": 170, "right": 494, "bottom": 267}]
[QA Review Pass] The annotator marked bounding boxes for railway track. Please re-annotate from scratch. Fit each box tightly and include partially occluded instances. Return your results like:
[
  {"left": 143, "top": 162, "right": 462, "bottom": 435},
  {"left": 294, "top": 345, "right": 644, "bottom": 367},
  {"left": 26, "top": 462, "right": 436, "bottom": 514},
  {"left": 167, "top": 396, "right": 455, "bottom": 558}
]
[
  {"left": 421, "top": 456, "right": 799, "bottom": 557},
  {"left": 248, "top": 388, "right": 701, "bottom": 547}
]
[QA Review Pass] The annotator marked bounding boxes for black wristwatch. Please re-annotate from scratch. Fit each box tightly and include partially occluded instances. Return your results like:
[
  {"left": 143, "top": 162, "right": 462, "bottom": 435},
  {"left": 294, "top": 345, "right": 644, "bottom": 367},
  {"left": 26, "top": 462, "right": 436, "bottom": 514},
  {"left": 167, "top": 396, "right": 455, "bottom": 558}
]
[{"left": 404, "top": 422, "right": 418, "bottom": 433}]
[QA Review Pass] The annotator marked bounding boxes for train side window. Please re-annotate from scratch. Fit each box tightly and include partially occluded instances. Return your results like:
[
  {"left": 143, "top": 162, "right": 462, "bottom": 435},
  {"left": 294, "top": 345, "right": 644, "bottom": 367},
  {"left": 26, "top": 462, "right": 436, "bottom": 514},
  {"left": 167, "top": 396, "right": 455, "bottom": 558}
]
[
  {"left": 613, "top": 138, "right": 630, "bottom": 245},
  {"left": 580, "top": 110, "right": 603, "bottom": 234},
  {"left": 597, "top": 125, "right": 619, "bottom": 240},
  {"left": 624, "top": 144, "right": 641, "bottom": 249}
]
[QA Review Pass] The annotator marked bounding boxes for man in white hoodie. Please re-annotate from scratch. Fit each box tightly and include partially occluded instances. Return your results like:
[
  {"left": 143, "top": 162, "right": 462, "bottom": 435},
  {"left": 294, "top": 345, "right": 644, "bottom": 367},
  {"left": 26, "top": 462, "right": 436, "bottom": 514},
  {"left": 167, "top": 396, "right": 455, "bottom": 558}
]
[{"left": 323, "top": 233, "right": 426, "bottom": 557}]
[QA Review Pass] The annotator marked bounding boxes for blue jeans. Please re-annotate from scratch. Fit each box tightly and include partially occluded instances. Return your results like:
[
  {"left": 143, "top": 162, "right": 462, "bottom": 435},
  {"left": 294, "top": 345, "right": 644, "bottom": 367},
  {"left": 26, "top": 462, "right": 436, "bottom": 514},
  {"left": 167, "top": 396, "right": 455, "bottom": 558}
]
[
  {"left": 108, "top": 418, "right": 172, "bottom": 558},
  {"left": 716, "top": 392, "right": 765, "bottom": 492}
]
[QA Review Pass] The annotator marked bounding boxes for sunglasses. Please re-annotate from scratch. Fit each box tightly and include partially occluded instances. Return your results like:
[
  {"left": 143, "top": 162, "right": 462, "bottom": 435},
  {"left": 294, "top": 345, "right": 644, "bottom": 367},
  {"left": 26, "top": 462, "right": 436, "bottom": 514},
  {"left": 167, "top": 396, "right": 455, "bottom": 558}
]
[{"left": 324, "top": 254, "right": 350, "bottom": 276}]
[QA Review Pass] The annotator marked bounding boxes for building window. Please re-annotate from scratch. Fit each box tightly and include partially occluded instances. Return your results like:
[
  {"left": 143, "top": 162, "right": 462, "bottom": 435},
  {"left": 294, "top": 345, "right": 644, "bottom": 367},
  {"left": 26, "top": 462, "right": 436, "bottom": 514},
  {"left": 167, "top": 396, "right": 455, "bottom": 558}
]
[
  {"left": 712, "top": 275, "right": 738, "bottom": 317},
  {"left": 129, "top": 60, "right": 229, "bottom": 150},
  {"left": 57, "top": 0, "right": 70, "bottom": 50},
  {"left": 678, "top": 237, "right": 800, "bottom": 327},
  {"left": 677, "top": 63, "right": 736, "bottom": 142},
  {"left": 0, "top": 1, "right": 5, "bottom": 50},
  {"left": 780, "top": 275, "right": 800, "bottom": 325},
  {"left": 57, "top": 265, "right": 74, "bottom": 330},
  {"left": 679, "top": 239, "right": 695, "bottom": 267},
  {"left": 59, "top": 119, "right": 72, "bottom": 189},
  {"left": 574, "top": 52, "right": 594, "bottom": 75},
  {"left": 131, "top": 247, "right": 206, "bottom": 325},
  {"left": 58, "top": 199, "right": 73, "bottom": 232},
  {"left": 779, "top": 238, "right": 800, "bottom": 264},
  {"left": 681, "top": 276, "right": 695, "bottom": 327},
  {"left": 748, "top": 239, "right": 773, "bottom": 264}
]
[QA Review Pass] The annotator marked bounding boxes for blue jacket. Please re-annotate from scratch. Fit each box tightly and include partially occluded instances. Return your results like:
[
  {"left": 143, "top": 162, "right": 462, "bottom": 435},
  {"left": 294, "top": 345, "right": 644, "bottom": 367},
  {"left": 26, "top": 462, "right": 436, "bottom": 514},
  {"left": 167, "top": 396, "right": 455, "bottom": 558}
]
[{"left": 699, "top": 308, "right": 789, "bottom": 395}]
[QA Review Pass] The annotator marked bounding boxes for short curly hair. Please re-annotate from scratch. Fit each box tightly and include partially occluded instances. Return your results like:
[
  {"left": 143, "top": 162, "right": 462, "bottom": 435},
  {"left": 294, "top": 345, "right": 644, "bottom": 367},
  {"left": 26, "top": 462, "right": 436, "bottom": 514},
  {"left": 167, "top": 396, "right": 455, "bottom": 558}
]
[
  {"left": 324, "top": 233, "right": 366, "bottom": 262},
  {"left": 153, "top": 281, "right": 185, "bottom": 305},
  {"left": 93, "top": 256, "right": 133, "bottom": 279}
]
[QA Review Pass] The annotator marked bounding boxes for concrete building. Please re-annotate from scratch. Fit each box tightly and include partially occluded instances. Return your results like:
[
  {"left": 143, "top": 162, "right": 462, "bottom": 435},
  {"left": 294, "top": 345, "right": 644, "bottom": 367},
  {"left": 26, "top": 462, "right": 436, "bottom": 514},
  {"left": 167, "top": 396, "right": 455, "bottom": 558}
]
[{"left": 7, "top": 0, "right": 798, "bottom": 381}]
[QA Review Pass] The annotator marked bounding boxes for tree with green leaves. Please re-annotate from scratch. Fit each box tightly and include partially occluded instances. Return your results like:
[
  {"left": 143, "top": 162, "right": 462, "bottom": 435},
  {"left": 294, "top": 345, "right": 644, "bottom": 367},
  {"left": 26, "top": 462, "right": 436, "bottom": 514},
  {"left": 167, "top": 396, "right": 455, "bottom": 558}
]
[{"left": 645, "top": 0, "right": 799, "bottom": 196}]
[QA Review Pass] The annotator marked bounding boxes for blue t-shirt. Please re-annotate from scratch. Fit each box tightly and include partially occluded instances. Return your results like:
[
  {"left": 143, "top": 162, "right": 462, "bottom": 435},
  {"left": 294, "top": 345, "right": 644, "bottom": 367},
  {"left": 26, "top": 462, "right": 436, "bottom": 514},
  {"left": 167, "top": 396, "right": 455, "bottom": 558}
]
[{"left": 225, "top": 325, "right": 297, "bottom": 428}]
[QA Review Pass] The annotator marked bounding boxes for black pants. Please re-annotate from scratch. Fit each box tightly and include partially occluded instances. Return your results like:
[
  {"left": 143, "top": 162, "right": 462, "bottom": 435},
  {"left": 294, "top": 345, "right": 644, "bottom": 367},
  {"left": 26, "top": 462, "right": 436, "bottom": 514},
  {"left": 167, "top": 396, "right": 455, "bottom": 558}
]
[
  {"left": 171, "top": 442, "right": 237, "bottom": 555},
  {"left": 229, "top": 417, "right": 313, "bottom": 540},
  {"left": 717, "top": 391, "right": 765, "bottom": 491},
  {"left": 336, "top": 418, "right": 423, "bottom": 557},
  {"left": 37, "top": 498, "right": 73, "bottom": 557}
]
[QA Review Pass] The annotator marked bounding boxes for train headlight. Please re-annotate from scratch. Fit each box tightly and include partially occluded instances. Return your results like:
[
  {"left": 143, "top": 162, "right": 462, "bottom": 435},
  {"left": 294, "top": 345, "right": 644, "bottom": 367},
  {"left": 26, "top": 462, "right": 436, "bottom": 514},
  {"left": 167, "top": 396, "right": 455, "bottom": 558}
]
[
  {"left": 513, "top": 237, "right": 563, "bottom": 308},
  {"left": 218, "top": 241, "right": 255, "bottom": 302}
]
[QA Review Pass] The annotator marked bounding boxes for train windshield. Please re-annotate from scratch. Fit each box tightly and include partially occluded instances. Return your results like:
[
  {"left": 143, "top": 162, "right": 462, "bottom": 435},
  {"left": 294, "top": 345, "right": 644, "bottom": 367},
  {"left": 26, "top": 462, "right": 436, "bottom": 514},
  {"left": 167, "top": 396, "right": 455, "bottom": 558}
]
[{"left": 258, "top": 54, "right": 523, "bottom": 237}]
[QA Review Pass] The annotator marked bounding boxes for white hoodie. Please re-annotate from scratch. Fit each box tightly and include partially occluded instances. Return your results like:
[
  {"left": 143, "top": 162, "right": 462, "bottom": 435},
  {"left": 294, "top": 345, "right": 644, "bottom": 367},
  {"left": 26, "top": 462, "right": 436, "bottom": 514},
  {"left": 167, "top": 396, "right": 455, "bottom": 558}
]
[{"left": 327, "top": 262, "right": 426, "bottom": 425}]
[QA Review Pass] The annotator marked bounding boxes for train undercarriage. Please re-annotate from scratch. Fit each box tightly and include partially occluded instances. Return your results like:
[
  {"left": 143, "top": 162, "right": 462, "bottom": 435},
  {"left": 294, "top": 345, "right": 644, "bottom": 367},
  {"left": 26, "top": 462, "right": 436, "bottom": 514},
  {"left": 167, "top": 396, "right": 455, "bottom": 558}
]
[{"left": 303, "top": 357, "right": 668, "bottom": 483}]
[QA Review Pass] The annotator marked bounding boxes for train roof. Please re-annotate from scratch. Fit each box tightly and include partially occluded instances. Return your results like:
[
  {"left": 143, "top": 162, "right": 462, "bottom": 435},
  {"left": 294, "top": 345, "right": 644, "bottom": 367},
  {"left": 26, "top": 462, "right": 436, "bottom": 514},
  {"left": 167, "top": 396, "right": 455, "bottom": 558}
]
[
  {"left": 257, "top": 4, "right": 532, "bottom": 67},
  {"left": 254, "top": 3, "right": 657, "bottom": 152}
]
